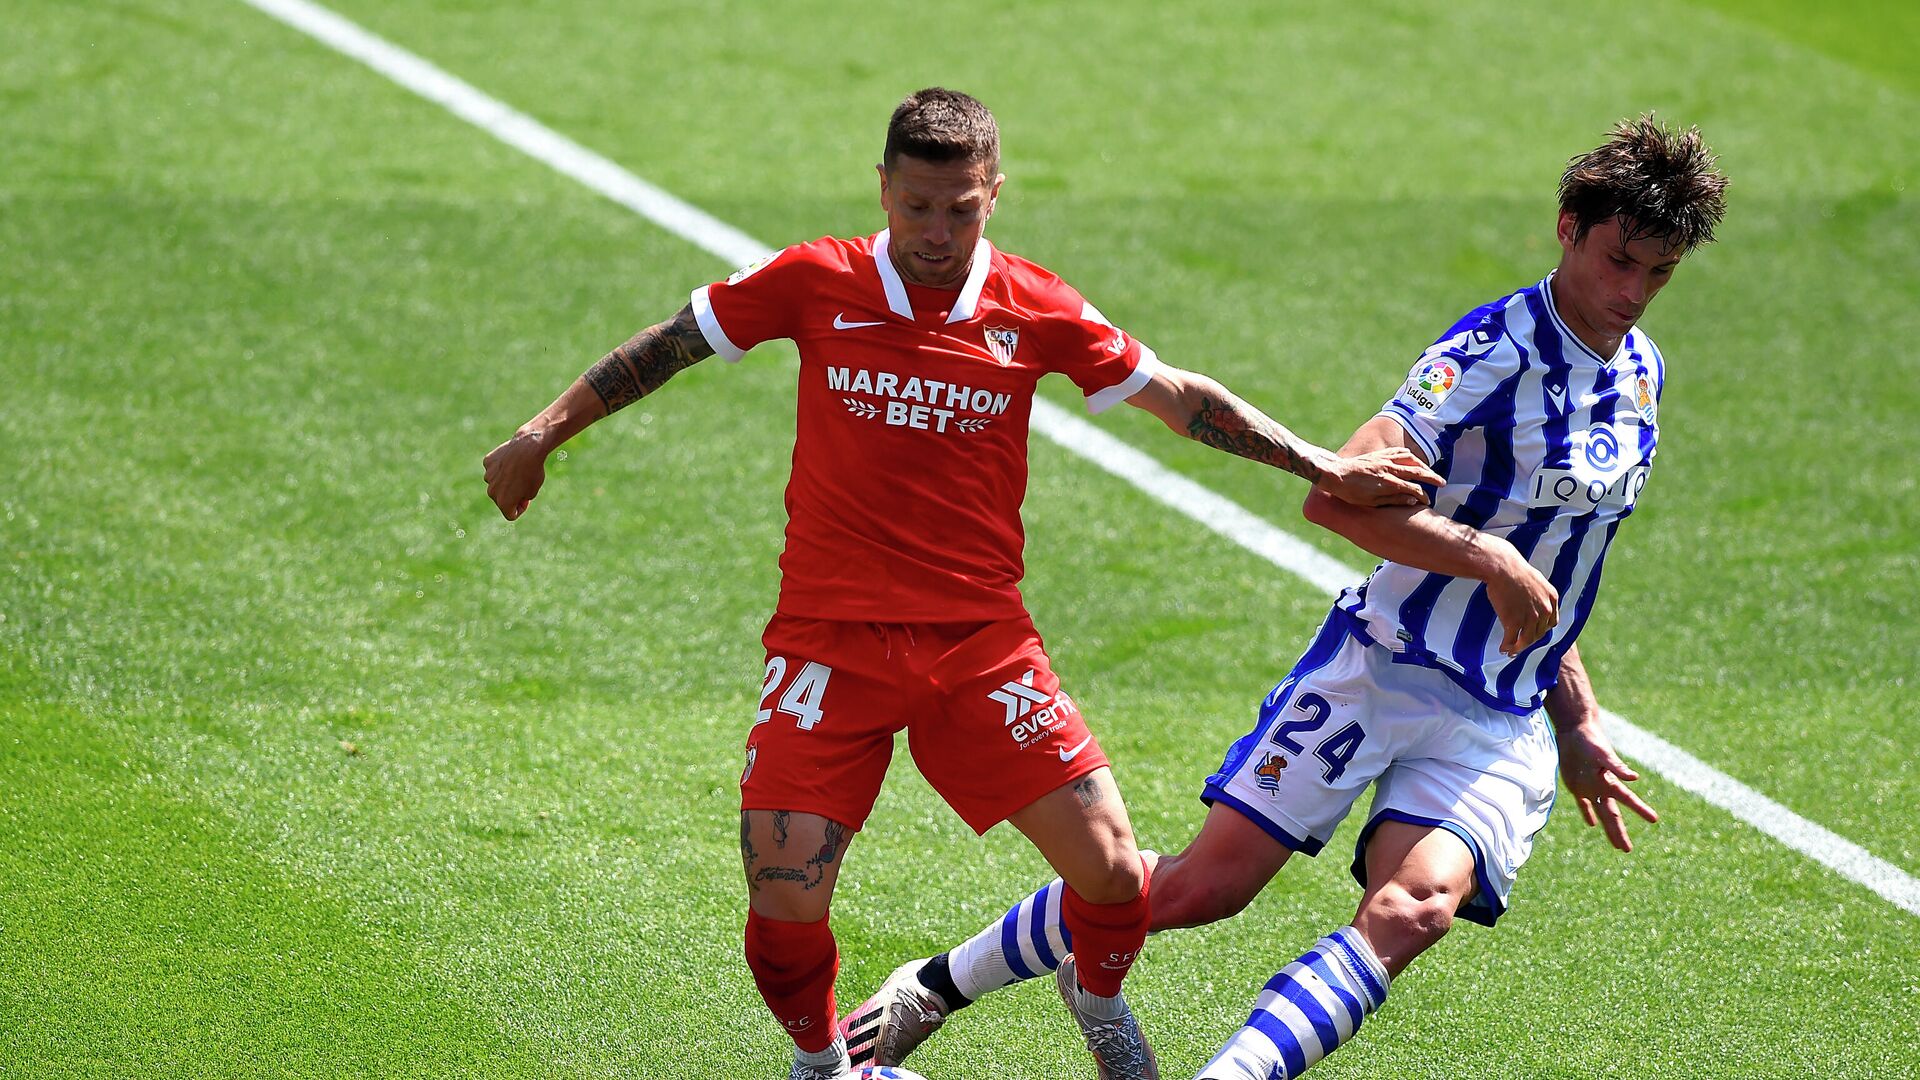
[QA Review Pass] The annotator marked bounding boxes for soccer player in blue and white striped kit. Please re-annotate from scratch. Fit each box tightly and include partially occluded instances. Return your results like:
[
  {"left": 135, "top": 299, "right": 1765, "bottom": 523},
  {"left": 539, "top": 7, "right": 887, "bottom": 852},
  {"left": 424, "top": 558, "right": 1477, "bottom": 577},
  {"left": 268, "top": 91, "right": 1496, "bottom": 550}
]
[{"left": 841, "top": 116, "right": 1730, "bottom": 1078}]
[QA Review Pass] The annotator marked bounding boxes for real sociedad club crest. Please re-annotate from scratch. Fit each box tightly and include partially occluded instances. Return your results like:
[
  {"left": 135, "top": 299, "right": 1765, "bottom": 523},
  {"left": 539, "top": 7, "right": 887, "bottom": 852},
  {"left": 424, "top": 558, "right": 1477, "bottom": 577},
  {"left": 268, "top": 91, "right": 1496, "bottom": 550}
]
[
  {"left": 1254, "top": 752, "right": 1288, "bottom": 793},
  {"left": 1636, "top": 374, "right": 1657, "bottom": 423},
  {"left": 984, "top": 325, "right": 1020, "bottom": 366}
]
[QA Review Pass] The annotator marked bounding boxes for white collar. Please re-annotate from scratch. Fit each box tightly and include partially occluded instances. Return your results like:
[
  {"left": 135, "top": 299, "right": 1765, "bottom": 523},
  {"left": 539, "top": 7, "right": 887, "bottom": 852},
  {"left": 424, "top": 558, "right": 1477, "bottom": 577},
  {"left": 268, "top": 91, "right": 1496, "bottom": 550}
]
[
  {"left": 1542, "top": 270, "right": 1627, "bottom": 367},
  {"left": 873, "top": 229, "right": 994, "bottom": 324}
]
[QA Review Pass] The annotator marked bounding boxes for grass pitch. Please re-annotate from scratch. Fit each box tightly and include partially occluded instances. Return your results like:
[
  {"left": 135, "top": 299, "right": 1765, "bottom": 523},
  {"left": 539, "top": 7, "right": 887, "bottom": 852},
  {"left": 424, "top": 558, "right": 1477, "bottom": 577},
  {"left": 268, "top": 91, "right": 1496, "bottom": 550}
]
[{"left": 3, "top": 1, "right": 1916, "bottom": 1077}]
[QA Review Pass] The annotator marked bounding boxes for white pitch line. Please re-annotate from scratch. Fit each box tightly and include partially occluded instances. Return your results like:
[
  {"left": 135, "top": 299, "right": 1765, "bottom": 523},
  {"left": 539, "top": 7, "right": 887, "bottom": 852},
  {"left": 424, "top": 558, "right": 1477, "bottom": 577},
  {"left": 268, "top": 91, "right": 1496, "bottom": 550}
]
[{"left": 238, "top": 0, "right": 1920, "bottom": 920}]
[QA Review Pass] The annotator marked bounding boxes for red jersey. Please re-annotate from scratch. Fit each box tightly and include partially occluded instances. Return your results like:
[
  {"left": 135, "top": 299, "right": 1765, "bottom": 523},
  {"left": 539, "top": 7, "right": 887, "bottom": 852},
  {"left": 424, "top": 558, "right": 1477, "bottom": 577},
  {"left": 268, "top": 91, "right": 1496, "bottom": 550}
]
[{"left": 690, "top": 230, "right": 1160, "bottom": 622}]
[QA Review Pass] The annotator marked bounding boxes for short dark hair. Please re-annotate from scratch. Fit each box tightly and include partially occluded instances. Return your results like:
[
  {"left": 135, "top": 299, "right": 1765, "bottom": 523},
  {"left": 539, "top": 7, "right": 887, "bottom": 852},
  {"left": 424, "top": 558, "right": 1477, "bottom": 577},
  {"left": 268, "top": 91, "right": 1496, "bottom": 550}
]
[
  {"left": 1559, "top": 114, "right": 1728, "bottom": 253},
  {"left": 883, "top": 87, "right": 999, "bottom": 171}
]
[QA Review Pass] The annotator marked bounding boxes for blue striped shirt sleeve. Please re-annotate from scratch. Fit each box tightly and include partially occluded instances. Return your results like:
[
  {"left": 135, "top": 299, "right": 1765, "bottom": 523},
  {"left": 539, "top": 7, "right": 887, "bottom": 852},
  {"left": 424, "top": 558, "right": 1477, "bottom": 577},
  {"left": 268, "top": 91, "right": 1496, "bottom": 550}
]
[{"left": 1378, "top": 324, "right": 1518, "bottom": 462}]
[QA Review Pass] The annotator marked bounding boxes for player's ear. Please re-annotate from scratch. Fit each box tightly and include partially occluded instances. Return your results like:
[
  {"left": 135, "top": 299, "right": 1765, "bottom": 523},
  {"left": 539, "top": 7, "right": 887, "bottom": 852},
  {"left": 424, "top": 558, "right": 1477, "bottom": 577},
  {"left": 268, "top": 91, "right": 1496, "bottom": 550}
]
[
  {"left": 877, "top": 162, "right": 891, "bottom": 212},
  {"left": 987, "top": 172, "right": 1006, "bottom": 218},
  {"left": 1556, "top": 210, "right": 1579, "bottom": 253}
]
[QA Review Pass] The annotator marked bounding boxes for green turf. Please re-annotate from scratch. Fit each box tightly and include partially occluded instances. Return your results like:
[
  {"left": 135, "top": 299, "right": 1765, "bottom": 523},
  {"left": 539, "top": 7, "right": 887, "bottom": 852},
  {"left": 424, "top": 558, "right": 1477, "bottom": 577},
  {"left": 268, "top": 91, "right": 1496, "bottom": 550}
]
[{"left": 3, "top": 0, "right": 1916, "bottom": 1077}]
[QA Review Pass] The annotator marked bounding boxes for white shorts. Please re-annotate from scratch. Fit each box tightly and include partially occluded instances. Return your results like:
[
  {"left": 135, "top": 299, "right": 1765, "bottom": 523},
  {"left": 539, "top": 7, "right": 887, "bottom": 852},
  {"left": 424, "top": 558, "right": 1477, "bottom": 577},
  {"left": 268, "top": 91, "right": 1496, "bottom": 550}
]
[{"left": 1203, "top": 615, "right": 1557, "bottom": 925}]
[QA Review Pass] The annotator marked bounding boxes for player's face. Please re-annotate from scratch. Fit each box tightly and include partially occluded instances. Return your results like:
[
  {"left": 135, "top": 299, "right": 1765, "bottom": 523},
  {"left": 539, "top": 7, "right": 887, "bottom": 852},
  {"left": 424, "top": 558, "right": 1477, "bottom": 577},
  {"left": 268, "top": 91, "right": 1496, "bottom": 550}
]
[
  {"left": 878, "top": 155, "right": 1004, "bottom": 288},
  {"left": 1553, "top": 212, "right": 1683, "bottom": 349}
]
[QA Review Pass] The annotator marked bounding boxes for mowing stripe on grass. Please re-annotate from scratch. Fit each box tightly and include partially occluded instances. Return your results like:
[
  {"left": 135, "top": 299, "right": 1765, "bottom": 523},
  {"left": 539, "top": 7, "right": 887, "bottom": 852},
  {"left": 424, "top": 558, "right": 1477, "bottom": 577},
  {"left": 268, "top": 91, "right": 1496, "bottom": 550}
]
[{"left": 236, "top": 0, "right": 1920, "bottom": 920}]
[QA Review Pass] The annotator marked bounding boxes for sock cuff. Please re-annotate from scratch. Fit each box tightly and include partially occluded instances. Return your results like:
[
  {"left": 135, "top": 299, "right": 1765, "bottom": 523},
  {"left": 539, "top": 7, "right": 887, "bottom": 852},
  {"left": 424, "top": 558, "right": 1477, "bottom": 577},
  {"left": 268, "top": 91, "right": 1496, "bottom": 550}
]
[
  {"left": 1325, "top": 926, "right": 1390, "bottom": 1008},
  {"left": 745, "top": 910, "right": 838, "bottom": 988},
  {"left": 916, "top": 953, "right": 969, "bottom": 1010},
  {"left": 1061, "top": 864, "right": 1151, "bottom": 930},
  {"left": 747, "top": 909, "right": 831, "bottom": 932},
  {"left": 746, "top": 909, "right": 835, "bottom": 954}
]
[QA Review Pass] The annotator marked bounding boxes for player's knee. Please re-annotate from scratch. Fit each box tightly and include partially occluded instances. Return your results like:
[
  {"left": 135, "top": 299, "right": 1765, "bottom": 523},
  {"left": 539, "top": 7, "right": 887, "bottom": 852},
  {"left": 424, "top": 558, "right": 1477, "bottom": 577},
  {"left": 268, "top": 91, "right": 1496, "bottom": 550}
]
[
  {"left": 1073, "top": 845, "right": 1147, "bottom": 905},
  {"left": 1363, "top": 881, "right": 1458, "bottom": 952},
  {"left": 1074, "top": 817, "right": 1145, "bottom": 902},
  {"left": 748, "top": 883, "right": 832, "bottom": 923}
]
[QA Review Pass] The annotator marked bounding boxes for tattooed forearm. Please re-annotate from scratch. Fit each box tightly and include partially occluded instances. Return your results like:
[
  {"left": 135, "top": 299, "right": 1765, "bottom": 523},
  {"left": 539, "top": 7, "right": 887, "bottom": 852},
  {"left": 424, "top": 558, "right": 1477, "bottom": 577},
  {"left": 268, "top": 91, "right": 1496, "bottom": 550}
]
[
  {"left": 582, "top": 305, "right": 714, "bottom": 414},
  {"left": 1187, "top": 393, "right": 1328, "bottom": 483}
]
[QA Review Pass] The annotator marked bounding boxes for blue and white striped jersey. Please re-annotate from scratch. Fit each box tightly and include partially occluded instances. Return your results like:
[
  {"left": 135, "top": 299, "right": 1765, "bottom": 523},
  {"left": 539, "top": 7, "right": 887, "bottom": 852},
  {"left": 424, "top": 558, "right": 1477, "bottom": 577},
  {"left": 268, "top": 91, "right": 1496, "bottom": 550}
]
[{"left": 1334, "top": 271, "right": 1665, "bottom": 715}]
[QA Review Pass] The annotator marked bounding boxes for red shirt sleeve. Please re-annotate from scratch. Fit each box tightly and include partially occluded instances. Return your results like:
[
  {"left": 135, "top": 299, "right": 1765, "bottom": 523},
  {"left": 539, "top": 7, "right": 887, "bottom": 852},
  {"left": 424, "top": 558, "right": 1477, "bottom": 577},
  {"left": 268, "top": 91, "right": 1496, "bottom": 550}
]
[
  {"left": 1041, "top": 284, "right": 1162, "bottom": 414},
  {"left": 689, "top": 240, "right": 832, "bottom": 361}
]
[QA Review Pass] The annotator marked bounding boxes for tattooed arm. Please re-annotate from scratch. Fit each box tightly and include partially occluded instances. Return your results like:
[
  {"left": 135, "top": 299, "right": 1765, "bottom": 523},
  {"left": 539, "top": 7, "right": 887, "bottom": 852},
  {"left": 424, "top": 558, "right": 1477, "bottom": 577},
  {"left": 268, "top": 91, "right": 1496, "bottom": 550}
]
[
  {"left": 483, "top": 305, "right": 714, "bottom": 520},
  {"left": 1125, "top": 364, "right": 1441, "bottom": 507}
]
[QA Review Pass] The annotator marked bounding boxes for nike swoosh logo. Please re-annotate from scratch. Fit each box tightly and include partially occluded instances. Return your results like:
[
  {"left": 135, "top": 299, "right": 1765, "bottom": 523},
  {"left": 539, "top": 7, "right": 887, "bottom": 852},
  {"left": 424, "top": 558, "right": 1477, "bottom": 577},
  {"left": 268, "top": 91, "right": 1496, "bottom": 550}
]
[
  {"left": 1057, "top": 734, "right": 1094, "bottom": 762},
  {"left": 833, "top": 313, "right": 885, "bottom": 330}
]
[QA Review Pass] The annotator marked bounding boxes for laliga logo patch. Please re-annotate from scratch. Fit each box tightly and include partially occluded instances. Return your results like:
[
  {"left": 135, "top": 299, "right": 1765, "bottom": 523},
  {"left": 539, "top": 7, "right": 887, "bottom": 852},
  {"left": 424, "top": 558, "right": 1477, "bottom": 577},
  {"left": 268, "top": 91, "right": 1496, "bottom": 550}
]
[
  {"left": 984, "top": 325, "right": 1020, "bottom": 365},
  {"left": 1583, "top": 424, "right": 1621, "bottom": 472},
  {"left": 1405, "top": 357, "right": 1459, "bottom": 412},
  {"left": 726, "top": 253, "right": 776, "bottom": 285}
]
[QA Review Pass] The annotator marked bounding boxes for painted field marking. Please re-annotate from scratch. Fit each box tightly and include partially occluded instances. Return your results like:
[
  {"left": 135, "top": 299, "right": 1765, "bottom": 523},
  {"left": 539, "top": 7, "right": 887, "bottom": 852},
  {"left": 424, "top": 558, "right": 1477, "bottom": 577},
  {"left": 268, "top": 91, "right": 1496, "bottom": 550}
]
[{"left": 239, "top": 0, "right": 1920, "bottom": 919}]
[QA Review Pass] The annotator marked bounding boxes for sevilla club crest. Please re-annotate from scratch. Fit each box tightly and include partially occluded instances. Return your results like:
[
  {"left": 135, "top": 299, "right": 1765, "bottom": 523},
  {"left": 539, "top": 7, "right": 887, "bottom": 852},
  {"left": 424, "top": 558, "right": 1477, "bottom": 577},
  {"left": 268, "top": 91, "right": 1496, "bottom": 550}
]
[{"left": 984, "top": 325, "right": 1020, "bottom": 366}]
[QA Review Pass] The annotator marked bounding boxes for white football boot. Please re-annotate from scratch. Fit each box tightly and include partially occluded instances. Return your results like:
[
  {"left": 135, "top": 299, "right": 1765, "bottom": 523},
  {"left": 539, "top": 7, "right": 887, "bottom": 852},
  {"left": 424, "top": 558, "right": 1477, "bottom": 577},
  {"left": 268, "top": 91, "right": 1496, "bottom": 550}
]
[
  {"left": 839, "top": 959, "right": 951, "bottom": 1067},
  {"left": 1055, "top": 954, "right": 1160, "bottom": 1080}
]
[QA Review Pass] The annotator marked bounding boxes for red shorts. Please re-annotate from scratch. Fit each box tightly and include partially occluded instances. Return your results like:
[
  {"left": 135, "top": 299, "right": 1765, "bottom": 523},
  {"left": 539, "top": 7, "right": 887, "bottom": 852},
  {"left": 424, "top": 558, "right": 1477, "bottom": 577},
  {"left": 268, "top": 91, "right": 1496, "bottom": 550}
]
[{"left": 739, "top": 613, "right": 1110, "bottom": 834}]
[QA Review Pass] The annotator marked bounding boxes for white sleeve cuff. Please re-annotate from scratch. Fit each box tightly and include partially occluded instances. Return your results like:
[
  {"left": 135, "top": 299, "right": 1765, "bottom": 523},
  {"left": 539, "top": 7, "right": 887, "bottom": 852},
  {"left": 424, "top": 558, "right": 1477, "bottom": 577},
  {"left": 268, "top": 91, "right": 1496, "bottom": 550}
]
[
  {"left": 1376, "top": 406, "right": 1439, "bottom": 464},
  {"left": 689, "top": 285, "right": 746, "bottom": 362},
  {"left": 1084, "top": 344, "right": 1162, "bottom": 415}
]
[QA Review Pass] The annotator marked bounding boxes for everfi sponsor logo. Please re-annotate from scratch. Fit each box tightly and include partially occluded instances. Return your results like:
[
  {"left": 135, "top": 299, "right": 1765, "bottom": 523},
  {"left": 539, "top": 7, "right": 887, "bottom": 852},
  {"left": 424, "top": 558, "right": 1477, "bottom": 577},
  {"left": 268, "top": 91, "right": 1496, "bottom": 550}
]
[{"left": 989, "top": 669, "right": 1079, "bottom": 745}]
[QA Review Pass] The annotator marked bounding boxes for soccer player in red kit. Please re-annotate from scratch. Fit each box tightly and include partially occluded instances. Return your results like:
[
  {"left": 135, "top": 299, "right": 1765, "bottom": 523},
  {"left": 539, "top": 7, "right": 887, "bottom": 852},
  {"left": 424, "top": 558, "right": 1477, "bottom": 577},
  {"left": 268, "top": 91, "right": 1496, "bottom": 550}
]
[{"left": 483, "top": 88, "right": 1439, "bottom": 1080}]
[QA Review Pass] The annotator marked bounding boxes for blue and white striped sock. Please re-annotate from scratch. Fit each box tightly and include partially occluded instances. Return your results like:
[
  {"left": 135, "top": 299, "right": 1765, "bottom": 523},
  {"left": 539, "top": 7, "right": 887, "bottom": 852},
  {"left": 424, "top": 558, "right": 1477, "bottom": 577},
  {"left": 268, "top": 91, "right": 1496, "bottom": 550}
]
[
  {"left": 947, "top": 877, "right": 1073, "bottom": 1001},
  {"left": 1198, "top": 926, "right": 1390, "bottom": 1080}
]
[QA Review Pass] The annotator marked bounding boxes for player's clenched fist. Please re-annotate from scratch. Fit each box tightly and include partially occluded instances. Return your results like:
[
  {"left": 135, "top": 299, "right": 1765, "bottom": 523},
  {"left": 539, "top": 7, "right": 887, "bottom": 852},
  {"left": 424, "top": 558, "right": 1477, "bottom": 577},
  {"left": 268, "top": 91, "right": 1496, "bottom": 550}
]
[
  {"left": 1315, "top": 446, "right": 1445, "bottom": 508},
  {"left": 483, "top": 429, "right": 549, "bottom": 521},
  {"left": 1485, "top": 543, "right": 1558, "bottom": 655}
]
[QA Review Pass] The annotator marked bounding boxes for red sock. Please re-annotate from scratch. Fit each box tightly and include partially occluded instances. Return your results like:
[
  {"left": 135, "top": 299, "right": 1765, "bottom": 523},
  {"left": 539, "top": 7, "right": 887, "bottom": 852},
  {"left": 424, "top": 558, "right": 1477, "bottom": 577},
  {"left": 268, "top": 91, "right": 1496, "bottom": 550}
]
[
  {"left": 744, "top": 910, "right": 840, "bottom": 1053},
  {"left": 1062, "top": 858, "right": 1152, "bottom": 998}
]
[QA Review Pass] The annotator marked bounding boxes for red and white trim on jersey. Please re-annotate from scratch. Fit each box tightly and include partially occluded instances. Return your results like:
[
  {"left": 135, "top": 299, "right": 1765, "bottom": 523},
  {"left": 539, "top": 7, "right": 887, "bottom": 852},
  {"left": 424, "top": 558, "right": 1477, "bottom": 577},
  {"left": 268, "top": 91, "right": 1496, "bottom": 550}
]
[
  {"left": 1076, "top": 299, "right": 1163, "bottom": 413},
  {"left": 1088, "top": 344, "right": 1162, "bottom": 414},
  {"left": 872, "top": 229, "right": 994, "bottom": 324},
  {"left": 690, "top": 279, "right": 746, "bottom": 361}
]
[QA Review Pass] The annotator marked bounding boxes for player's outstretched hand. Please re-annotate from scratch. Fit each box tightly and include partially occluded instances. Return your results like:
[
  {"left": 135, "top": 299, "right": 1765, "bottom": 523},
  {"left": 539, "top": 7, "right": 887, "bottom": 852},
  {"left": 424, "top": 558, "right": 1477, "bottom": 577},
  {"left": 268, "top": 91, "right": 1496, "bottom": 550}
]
[
  {"left": 1557, "top": 722, "right": 1658, "bottom": 852},
  {"left": 483, "top": 429, "right": 549, "bottom": 521},
  {"left": 1316, "top": 448, "right": 1445, "bottom": 507},
  {"left": 1485, "top": 546, "right": 1558, "bottom": 655}
]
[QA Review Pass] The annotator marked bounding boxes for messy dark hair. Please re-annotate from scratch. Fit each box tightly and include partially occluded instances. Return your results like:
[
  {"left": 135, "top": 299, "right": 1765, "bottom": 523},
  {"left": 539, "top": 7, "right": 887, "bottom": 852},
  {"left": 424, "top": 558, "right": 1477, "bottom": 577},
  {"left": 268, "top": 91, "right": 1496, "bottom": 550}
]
[
  {"left": 883, "top": 87, "right": 1000, "bottom": 172},
  {"left": 1559, "top": 114, "right": 1728, "bottom": 252}
]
